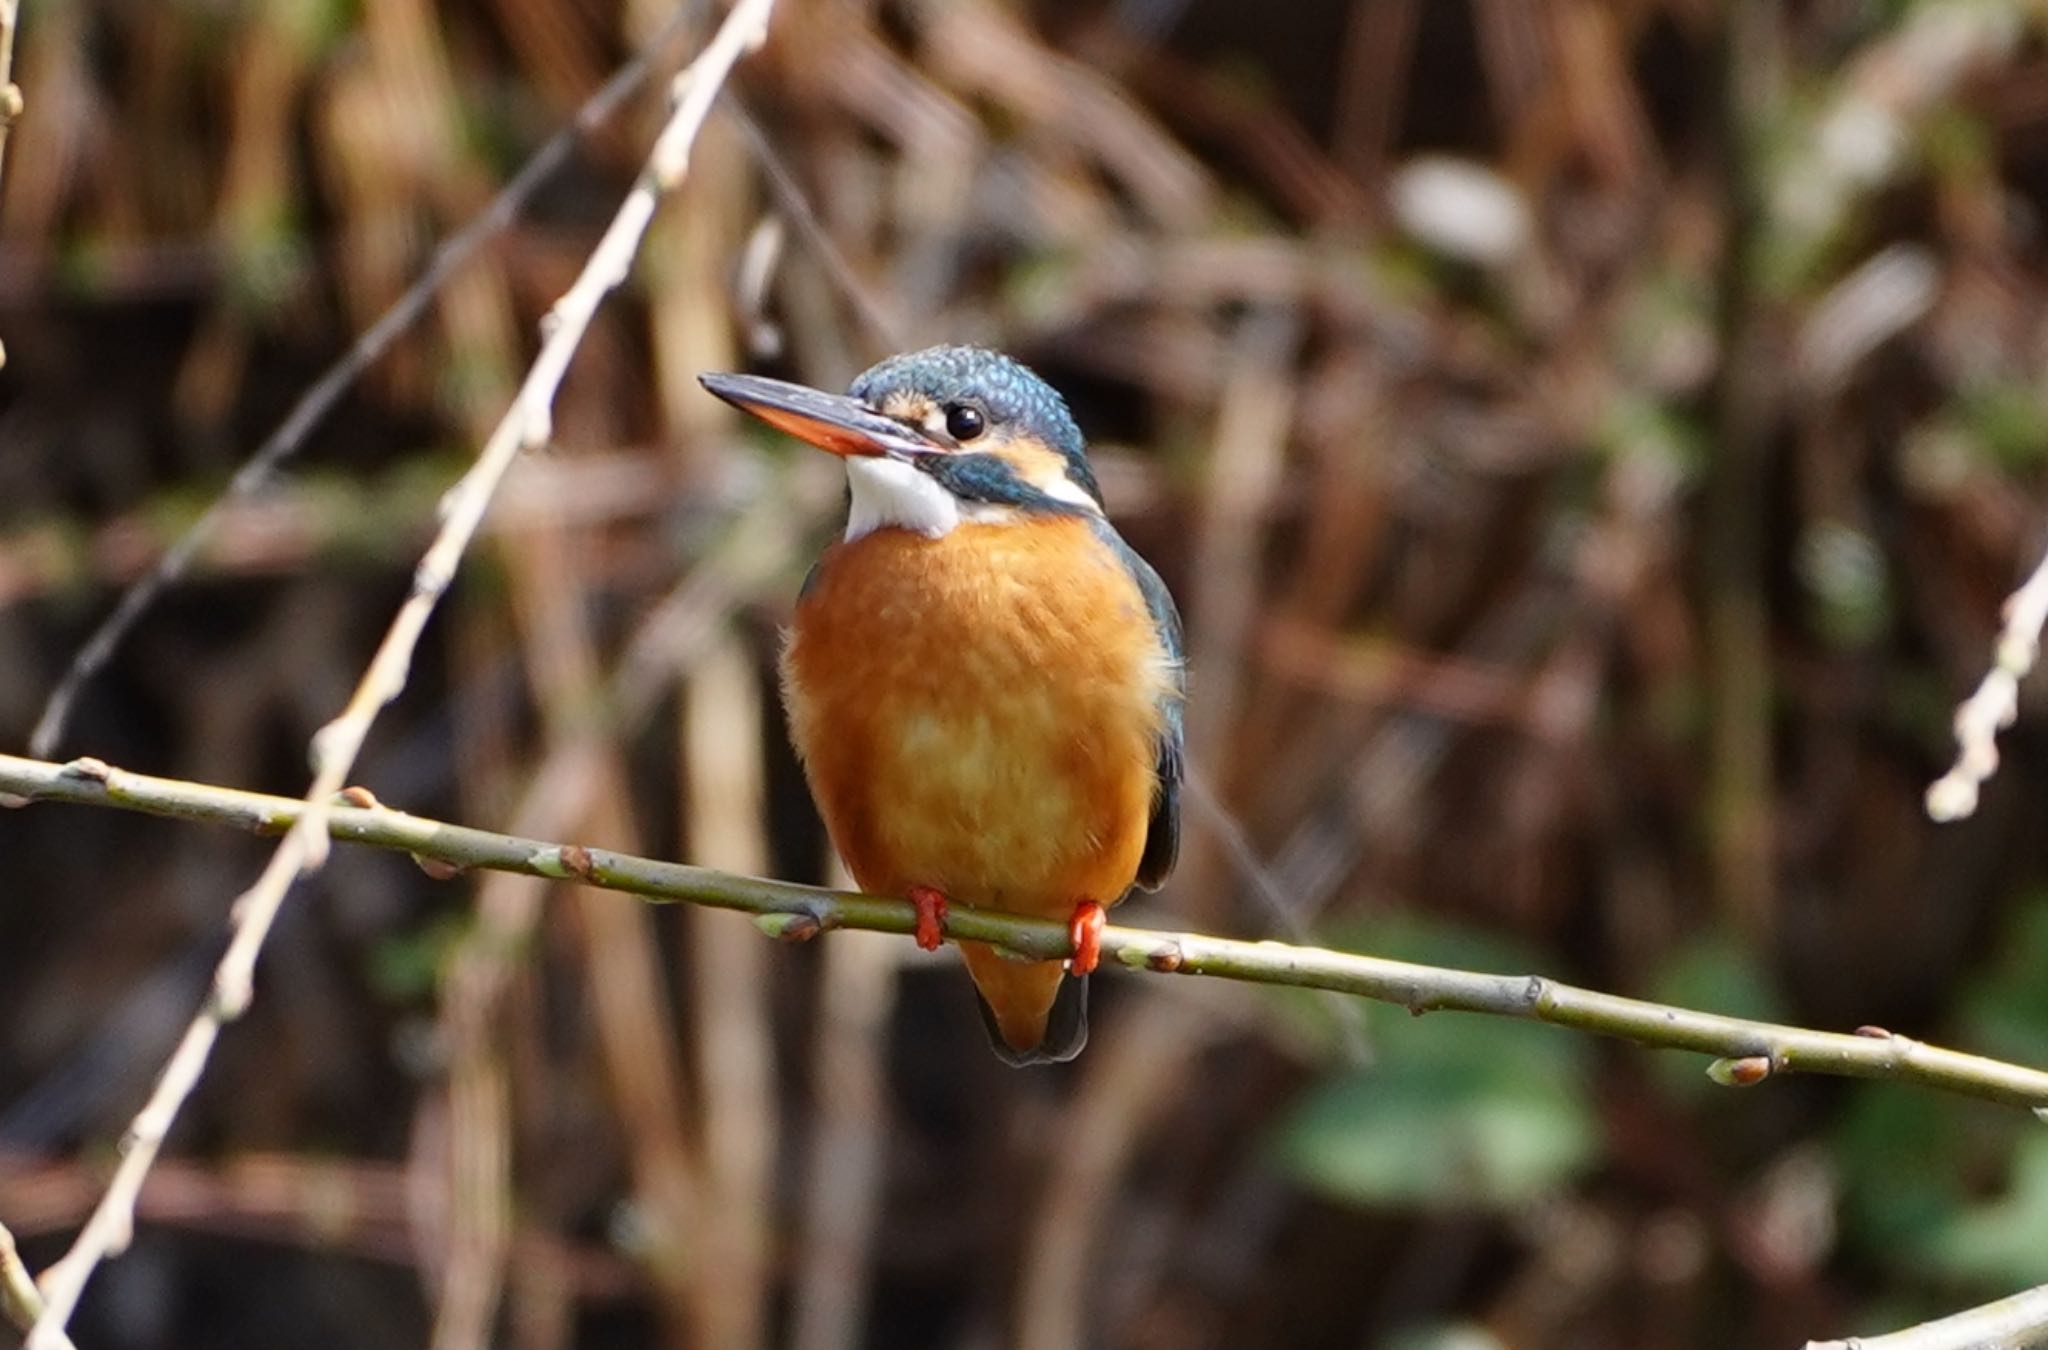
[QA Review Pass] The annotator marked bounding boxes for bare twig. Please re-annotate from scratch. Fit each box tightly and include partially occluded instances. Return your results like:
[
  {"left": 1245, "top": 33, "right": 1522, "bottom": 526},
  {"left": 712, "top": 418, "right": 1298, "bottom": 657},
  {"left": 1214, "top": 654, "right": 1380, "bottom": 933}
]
[
  {"left": 0, "top": 1217, "right": 77, "bottom": 1350},
  {"left": 0, "top": 0, "right": 27, "bottom": 373},
  {"left": 26, "top": 4, "right": 700, "bottom": 759},
  {"left": 1925, "top": 543, "right": 2048, "bottom": 822},
  {"left": 6, "top": 749, "right": 2048, "bottom": 1115},
  {"left": 0, "top": 0, "right": 22, "bottom": 218},
  {"left": 1805, "top": 1280, "right": 2048, "bottom": 1350},
  {"left": 21, "top": 4, "right": 778, "bottom": 1342},
  {"left": 719, "top": 92, "right": 908, "bottom": 354}
]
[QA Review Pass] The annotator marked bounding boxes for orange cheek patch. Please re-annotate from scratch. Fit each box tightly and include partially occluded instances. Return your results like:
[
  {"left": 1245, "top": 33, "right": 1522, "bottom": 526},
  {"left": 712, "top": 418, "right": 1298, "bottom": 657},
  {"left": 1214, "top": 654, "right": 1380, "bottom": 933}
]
[{"left": 996, "top": 444, "right": 1082, "bottom": 497}]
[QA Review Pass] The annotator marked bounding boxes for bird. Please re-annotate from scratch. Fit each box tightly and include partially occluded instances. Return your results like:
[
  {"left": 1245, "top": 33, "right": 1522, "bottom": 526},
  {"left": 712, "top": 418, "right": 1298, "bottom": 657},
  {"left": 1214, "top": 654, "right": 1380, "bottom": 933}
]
[{"left": 700, "top": 345, "right": 1184, "bottom": 1064}]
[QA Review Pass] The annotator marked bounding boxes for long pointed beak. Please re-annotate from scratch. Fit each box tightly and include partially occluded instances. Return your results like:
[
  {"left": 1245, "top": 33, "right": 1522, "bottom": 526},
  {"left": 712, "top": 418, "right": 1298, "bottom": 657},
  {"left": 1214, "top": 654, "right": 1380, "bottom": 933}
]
[{"left": 699, "top": 371, "right": 942, "bottom": 460}]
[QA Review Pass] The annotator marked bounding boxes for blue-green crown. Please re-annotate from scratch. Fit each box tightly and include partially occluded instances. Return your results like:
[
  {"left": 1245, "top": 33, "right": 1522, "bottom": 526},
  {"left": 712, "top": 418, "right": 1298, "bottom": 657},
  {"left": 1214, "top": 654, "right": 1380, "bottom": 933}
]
[{"left": 849, "top": 345, "right": 1088, "bottom": 465}]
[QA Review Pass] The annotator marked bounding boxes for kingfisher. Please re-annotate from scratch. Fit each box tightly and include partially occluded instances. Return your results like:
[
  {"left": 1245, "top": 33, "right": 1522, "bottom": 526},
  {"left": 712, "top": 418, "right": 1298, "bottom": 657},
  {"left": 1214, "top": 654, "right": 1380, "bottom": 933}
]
[{"left": 700, "top": 346, "right": 1184, "bottom": 1064}]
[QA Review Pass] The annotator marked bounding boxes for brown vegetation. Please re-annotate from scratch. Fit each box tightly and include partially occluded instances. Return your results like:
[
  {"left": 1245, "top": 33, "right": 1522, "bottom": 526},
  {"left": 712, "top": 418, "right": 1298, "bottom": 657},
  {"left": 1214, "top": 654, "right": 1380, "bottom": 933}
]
[{"left": 5, "top": 3, "right": 2048, "bottom": 1348}]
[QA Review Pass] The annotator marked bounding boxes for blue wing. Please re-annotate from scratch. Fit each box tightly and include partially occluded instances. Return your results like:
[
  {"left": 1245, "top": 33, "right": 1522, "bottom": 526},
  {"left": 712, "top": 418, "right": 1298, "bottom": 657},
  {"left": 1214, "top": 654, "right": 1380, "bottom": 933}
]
[{"left": 1091, "top": 518, "right": 1184, "bottom": 892}]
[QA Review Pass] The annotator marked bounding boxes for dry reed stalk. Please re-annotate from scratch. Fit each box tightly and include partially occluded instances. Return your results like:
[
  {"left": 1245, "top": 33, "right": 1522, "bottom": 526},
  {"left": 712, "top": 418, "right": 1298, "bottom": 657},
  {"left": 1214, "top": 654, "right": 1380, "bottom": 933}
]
[
  {"left": 682, "top": 637, "right": 779, "bottom": 1350},
  {"left": 1703, "top": 3, "right": 1782, "bottom": 946},
  {"left": 27, "top": 6, "right": 700, "bottom": 758},
  {"left": 1016, "top": 995, "right": 1229, "bottom": 1350},
  {"left": 789, "top": 927, "right": 898, "bottom": 1350},
  {"left": 12, "top": 4, "right": 2048, "bottom": 1345},
  {"left": 720, "top": 92, "right": 907, "bottom": 353},
  {"left": 506, "top": 509, "right": 707, "bottom": 1342},
  {"left": 21, "top": 4, "right": 778, "bottom": 1341},
  {"left": 0, "top": 450, "right": 679, "bottom": 607},
  {"left": 1180, "top": 309, "right": 1301, "bottom": 864},
  {"left": 169, "top": 6, "right": 313, "bottom": 436},
  {"left": 0, "top": 1156, "right": 635, "bottom": 1299},
  {"left": 1331, "top": 0, "right": 1416, "bottom": 190},
  {"left": 423, "top": 931, "right": 517, "bottom": 1350},
  {"left": 916, "top": 0, "right": 1212, "bottom": 229},
  {"left": 406, "top": 474, "right": 822, "bottom": 1349}
]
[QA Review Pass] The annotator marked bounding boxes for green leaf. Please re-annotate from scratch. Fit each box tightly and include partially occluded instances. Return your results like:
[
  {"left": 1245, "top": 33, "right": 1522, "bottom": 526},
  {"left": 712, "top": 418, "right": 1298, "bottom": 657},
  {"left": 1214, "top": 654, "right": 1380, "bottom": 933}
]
[
  {"left": 1650, "top": 931, "right": 1786, "bottom": 1023},
  {"left": 1925, "top": 1135, "right": 2048, "bottom": 1285},
  {"left": 1958, "top": 892, "right": 2048, "bottom": 1064},
  {"left": 1832, "top": 893, "right": 2048, "bottom": 1284},
  {"left": 1271, "top": 917, "right": 1599, "bottom": 1209},
  {"left": 368, "top": 915, "right": 469, "bottom": 1001},
  {"left": 1835, "top": 1041, "right": 2048, "bottom": 1292},
  {"left": 1799, "top": 519, "right": 1892, "bottom": 649},
  {"left": 1274, "top": 1049, "right": 1598, "bottom": 1209}
]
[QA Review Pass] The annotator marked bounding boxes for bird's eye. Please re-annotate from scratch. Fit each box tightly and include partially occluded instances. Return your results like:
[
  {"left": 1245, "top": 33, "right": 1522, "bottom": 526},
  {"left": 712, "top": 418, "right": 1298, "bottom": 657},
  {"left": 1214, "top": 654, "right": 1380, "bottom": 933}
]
[{"left": 943, "top": 403, "right": 985, "bottom": 442}]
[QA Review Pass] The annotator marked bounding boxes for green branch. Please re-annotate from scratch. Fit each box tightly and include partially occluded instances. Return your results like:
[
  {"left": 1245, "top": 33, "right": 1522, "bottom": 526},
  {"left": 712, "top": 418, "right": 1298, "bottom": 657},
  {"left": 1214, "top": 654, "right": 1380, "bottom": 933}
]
[{"left": 6, "top": 749, "right": 2048, "bottom": 1112}]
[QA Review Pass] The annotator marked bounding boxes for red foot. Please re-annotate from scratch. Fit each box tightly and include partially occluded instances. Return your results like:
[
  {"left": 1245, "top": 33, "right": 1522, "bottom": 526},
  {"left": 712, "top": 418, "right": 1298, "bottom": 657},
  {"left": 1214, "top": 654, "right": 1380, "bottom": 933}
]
[
  {"left": 1067, "top": 900, "right": 1105, "bottom": 976},
  {"left": 907, "top": 886, "right": 949, "bottom": 951}
]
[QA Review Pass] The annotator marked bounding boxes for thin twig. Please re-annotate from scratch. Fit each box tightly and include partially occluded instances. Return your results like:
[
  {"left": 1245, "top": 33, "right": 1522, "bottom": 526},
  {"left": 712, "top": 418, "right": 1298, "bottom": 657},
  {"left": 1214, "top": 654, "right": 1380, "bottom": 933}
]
[
  {"left": 6, "top": 748, "right": 2048, "bottom": 1114},
  {"left": 1805, "top": 1280, "right": 2048, "bottom": 1350},
  {"left": 20, "top": 5, "right": 778, "bottom": 1342},
  {"left": 1925, "top": 541, "right": 2048, "bottom": 822},
  {"left": 719, "top": 92, "right": 908, "bottom": 354},
  {"left": 0, "top": 0, "right": 26, "bottom": 373},
  {"left": 26, "top": 4, "right": 701, "bottom": 759},
  {"left": 0, "top": 0, "right": 22, "bottom": 181},
  {"left": 0, "top": 1217, "right": 77, "bottom": 1350}
]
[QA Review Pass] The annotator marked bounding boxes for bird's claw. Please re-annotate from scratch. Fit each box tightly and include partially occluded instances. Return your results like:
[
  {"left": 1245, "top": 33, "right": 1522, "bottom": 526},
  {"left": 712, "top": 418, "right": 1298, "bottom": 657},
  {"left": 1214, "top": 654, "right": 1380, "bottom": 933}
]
[
  {"left": 908, "top": 886, "right": 949, "bottom": 951},
  {"left": 1068, "top": 900, "right": 1105, "bottom": 976}
]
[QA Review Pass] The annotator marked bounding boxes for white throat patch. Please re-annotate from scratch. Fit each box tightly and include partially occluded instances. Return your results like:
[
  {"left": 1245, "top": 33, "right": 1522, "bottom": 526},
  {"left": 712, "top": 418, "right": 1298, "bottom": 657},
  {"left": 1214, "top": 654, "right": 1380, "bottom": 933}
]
[
  {"left": 844, "top": 457, "right": 961, "bottom": 540},
  {"left": 840, "top": 454, "right": 1102, "bottom": 541}
]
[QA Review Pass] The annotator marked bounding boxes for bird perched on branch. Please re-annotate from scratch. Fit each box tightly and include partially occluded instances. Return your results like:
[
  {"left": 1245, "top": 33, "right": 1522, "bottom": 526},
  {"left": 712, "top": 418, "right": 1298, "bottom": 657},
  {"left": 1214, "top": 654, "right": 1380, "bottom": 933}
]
[{"left": 701, "top": 346, "right": 1184, "bottom": 1064}]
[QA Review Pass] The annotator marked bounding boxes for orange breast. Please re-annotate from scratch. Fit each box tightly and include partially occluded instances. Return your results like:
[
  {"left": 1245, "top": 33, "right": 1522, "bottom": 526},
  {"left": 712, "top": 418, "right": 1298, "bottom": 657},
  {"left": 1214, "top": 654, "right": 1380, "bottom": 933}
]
[{"left": 782, "top": 518, "right": 1175, "bottom": 920}]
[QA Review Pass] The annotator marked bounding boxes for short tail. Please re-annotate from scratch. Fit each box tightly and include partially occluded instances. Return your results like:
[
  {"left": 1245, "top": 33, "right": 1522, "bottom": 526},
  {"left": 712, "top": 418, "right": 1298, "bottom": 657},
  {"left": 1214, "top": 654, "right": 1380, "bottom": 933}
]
[{"left": 958, "top": 940, "right": 1088, "bottom": 1066}]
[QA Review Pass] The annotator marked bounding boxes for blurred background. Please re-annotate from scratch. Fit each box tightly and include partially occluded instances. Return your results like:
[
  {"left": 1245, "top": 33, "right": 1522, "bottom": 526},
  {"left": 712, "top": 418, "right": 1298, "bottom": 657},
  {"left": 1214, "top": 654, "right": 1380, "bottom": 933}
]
[{"left": 2, "top": 0, "right": 2048, "bottom": 1346}]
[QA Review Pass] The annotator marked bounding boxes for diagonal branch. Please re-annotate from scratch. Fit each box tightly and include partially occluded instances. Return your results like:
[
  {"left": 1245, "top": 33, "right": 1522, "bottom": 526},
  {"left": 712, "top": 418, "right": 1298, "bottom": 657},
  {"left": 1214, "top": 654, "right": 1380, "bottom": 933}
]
[
  {"left": 5, "top": 748, "right": 2048, "bottom": 1115},
  {"left": 18, "top": 2, "right": 779, "bottom": 1343}
]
